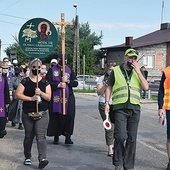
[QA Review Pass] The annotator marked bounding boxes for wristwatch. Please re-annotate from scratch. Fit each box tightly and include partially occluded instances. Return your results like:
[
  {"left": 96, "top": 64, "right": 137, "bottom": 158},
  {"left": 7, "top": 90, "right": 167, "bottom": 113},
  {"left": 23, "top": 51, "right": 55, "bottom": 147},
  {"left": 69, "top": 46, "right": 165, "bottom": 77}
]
[{"left": 105, "top": 101, "right": 109, "bottom": 106}]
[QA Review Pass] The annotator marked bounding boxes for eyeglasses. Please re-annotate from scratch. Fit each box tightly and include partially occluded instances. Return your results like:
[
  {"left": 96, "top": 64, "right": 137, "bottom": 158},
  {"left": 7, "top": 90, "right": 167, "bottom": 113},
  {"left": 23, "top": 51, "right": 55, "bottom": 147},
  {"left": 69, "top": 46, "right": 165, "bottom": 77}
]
[
  {"left": 4, "top": 60, "right": 9, "bottom": 62},
  {"left": 32, "top": 66, "right": 41, "bottom": 69}
]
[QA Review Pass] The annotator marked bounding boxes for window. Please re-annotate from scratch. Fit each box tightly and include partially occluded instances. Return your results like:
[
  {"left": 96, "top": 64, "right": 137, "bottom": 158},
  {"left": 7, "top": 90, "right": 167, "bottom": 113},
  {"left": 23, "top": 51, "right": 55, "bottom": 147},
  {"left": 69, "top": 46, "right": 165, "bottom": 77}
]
[{"left": 142, "top": 55, "right": 155, "bottom": 68}]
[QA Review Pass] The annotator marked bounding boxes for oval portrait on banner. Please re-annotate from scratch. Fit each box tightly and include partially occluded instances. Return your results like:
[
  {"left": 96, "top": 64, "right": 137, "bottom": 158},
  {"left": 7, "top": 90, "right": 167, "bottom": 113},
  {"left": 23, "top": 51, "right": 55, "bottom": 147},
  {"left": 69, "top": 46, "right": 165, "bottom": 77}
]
[{"left": 18, "top": 18, "right": 58, "bottom": 58}]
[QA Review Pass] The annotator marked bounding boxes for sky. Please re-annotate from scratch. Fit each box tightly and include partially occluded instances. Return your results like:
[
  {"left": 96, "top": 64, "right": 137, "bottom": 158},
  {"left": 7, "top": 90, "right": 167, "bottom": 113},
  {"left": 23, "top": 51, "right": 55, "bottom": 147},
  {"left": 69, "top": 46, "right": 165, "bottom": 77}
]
[{"left": 0, "top": 0, "right": 170, "bottom": 60}]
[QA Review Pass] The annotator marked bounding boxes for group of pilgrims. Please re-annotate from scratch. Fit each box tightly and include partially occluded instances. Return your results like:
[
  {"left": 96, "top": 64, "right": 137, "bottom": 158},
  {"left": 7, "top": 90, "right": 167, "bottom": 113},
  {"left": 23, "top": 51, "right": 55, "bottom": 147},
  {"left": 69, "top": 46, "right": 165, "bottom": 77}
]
[{"left": 0, "top": 56, "right": 77, "bottom": 144}]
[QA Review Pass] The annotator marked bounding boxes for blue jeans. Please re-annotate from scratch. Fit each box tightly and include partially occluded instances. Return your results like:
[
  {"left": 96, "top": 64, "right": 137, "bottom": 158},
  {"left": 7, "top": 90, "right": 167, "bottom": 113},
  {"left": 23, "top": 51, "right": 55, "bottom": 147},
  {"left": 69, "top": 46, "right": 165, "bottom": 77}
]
[{"left": 22, "top": 110, "right": 49, "bottom": 161}]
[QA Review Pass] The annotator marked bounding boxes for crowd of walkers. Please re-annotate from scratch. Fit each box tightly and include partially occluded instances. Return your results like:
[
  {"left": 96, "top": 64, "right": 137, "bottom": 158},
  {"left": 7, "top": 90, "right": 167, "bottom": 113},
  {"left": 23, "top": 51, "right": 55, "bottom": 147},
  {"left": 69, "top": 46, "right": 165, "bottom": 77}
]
[
  {"left": 0, "top": 56, "right": 78, "bottom": 169},
  {"left": 2, "top": 48, "right": 170, "bottom": 170}
]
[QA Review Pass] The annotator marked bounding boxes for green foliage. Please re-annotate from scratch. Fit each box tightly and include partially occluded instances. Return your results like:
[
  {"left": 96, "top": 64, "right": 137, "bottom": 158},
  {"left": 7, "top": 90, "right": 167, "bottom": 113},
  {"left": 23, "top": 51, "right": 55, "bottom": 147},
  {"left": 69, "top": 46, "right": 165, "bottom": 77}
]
[
  {"left": 5, "top": 43, "right": 31, "bottom": 64},
  {"left": 4, "top": 20, "right": 104, "bottom": 74},
  {"left": 74, "top": 88, "right": 96, "bottom": 93}
]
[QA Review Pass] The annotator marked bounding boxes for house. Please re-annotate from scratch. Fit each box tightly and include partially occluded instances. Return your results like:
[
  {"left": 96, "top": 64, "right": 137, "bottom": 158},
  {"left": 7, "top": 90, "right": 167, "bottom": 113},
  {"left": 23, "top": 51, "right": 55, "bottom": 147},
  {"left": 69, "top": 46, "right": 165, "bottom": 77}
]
[{"left": 100, "top": 23, "right": 170, "bottom": 82}]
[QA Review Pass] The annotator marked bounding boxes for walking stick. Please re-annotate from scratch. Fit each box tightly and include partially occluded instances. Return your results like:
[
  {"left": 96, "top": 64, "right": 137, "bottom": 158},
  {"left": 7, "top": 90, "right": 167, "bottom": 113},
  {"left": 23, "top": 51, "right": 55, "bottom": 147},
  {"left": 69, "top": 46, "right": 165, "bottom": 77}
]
[{"left": 36, "top": 58, "right": 39, "bottom": 113}]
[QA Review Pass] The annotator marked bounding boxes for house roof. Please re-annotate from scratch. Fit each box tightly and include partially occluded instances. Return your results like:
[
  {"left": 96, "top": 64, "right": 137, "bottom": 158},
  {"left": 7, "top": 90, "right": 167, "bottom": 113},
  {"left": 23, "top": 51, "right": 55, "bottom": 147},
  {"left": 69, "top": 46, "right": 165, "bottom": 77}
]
[{"left": 101, "top": 24, "right": 170, "bottom": 50}]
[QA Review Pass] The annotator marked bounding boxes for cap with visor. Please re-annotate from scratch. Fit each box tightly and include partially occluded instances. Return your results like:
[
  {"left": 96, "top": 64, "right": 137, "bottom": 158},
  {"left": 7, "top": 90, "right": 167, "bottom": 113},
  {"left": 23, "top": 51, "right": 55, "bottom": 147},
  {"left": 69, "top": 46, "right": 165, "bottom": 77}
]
[{"left": 125, "top": 48, "right": 139, "bottom": 58}]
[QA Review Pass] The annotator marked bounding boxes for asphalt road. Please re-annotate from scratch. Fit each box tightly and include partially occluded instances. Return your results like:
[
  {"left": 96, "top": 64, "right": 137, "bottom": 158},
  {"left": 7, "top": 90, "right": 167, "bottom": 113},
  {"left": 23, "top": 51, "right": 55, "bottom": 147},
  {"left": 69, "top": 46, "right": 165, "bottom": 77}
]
[{"left": 0, "top": 93, "right": 168, "bottom": 170}]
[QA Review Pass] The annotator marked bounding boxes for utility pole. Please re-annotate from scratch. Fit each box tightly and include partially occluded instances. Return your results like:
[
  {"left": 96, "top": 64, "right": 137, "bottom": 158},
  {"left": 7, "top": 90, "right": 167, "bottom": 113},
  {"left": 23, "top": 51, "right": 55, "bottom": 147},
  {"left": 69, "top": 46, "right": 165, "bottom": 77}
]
[
  {"left": 53, "top": 13, "right": 73, "bottom": 115},
  {"left": 76, "top": 15, "right": 80, "bottom": 76},
  {"left": 83, "top": 55, "right": 85, "bottom": 88},
  {"left": 161, "top": 0, "right": 164, "bottom": 23},
  {"left": 73, "top": 4, "right": 80, "bottom": 75}
]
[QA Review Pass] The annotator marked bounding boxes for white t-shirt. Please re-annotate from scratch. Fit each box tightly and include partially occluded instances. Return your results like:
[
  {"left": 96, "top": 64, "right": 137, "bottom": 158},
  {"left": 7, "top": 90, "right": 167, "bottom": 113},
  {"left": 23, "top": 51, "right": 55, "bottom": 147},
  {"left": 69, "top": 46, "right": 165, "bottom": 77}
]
[{"left": 97, "top": 75, "right": 112, "bottom": 104}]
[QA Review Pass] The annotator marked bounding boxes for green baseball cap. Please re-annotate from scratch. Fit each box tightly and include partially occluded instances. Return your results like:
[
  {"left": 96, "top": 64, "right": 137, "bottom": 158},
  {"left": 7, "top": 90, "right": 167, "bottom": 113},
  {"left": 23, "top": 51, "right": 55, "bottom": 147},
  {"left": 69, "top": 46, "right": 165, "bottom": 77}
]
[{"left": 125, "top": 48, "right": 139, "bottom": 58}]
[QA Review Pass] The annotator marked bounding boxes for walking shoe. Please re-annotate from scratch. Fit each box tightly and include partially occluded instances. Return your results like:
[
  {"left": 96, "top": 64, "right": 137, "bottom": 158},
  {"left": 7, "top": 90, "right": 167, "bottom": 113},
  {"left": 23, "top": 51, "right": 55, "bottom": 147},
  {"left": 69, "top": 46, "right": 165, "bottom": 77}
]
[
  {"left": 38, "top": 159, "right": 49, "bottom": 169},
  {"left": 115, "top": 166, "right": 120, "bottom": 170},
  {"left": 11, "top": 121, "right": 16, "bottom": 127},
  {"left": 65, "top": 135, "right": 73, "bottom": 144},
  {"left": 124, "top": 168, "right": 134, "bottom": 170},
  {"left": 24, "top": 158, "right": 31, "bottom": 165},
  {"left": 53, "top": 136, "right": 59, "bottom": 145},
  {"left": 166, "top": 162, "right": 170, "bottom": 170},
  {"left": 0, "top": 130, "right": 7, "bottom": 138},
  {"left": 18, "top": 125, "right": 24, "bottom": 130}
]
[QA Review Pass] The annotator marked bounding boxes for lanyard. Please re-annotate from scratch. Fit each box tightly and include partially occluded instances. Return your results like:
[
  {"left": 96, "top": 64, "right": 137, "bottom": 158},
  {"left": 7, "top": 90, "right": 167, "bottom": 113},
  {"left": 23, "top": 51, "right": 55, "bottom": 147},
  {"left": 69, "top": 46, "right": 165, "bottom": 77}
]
[{"left": 123, "top": 67, "right": 132, "bottom": 85}]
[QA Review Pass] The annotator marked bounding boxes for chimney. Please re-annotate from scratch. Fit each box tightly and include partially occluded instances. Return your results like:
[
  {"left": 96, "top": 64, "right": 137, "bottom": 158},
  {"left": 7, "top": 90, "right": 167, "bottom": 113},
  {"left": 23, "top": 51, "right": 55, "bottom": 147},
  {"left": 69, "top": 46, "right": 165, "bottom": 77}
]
[
  {"left": 160, "top": 23, "right": 170, "bottom": 30},
  {"left": 125, "top": 36, "right": 133, "bottom": 46}
]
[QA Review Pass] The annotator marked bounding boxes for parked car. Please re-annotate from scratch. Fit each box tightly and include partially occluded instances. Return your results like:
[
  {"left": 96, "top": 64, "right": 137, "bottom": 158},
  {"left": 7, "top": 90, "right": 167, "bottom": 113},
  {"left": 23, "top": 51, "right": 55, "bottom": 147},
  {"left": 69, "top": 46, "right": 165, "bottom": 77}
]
[{"left": 74, "top": 75, "right": 99, "bottom": 90}]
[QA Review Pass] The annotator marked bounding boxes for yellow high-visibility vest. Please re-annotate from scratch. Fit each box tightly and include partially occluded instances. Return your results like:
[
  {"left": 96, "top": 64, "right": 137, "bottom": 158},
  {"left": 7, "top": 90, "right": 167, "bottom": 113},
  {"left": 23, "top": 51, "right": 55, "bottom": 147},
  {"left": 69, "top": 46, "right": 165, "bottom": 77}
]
[{"left": 112, "top": 66, "right": 141, "bottom": 105}]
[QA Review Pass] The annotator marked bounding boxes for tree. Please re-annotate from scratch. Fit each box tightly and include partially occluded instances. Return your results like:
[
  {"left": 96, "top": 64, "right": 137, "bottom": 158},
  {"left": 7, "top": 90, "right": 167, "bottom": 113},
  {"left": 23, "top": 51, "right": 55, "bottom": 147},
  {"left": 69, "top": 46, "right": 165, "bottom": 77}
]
[
  {"left": 4, "top": 21, "right": 103, "bottom": 75},
  {"left": 5, "top": 43, "right": 31, "bottom": 64}
]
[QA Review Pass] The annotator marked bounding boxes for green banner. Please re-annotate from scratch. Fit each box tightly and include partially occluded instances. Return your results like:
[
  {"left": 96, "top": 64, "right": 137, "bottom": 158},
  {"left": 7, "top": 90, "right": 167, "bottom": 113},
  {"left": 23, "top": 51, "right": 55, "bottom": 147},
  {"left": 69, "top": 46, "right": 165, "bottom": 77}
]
[{"left": 18, "top": 18, "right": 58, "bottom": 58}]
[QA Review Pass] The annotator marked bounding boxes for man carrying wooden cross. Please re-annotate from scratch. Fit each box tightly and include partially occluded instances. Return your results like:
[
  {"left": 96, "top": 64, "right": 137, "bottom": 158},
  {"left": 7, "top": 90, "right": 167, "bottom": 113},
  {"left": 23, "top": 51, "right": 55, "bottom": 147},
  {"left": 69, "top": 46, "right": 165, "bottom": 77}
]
[{"left": 46, "top": 54, "right": 78, "bottom": 144}]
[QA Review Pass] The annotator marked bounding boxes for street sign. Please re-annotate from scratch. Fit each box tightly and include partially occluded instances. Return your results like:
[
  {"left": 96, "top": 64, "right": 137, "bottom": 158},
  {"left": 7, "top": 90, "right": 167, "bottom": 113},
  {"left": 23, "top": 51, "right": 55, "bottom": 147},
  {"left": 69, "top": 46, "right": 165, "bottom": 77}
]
[{"left": 18, "top": 18, "right": 58, "bottom": 58}]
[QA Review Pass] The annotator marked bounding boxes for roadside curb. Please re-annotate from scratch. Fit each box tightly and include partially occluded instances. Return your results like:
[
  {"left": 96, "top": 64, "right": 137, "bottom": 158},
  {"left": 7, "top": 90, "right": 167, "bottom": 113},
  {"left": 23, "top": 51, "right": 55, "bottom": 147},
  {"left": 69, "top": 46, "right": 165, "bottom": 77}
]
[{"left": 76, "top": 93, "right": 157, "bottom": 104}]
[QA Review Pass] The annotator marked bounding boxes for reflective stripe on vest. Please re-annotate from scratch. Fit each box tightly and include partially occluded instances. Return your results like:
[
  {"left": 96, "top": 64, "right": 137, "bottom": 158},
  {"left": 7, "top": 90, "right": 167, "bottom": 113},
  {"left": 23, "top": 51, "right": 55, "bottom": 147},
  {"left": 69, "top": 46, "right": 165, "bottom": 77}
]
[
  {"left": 162, "top": 66, "right": 170, "bottom": 110},
  {"left": 112, "top": 66, "right": 141, "bottom": 105}
]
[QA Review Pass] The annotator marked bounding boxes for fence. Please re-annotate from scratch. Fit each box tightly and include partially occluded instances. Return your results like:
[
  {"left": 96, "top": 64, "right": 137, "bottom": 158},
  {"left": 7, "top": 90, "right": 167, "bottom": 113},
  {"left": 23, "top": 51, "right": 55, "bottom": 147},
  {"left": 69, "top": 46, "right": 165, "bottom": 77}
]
[{"left": 147, "top": 83, "right": 159, "bottom": 99}]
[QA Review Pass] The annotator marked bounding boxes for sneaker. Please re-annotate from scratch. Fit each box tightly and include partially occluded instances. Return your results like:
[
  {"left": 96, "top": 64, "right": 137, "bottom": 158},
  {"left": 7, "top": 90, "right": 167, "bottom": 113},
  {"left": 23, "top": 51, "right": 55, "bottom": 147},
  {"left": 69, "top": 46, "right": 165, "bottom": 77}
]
[
  {"left": 24, "top": 158, "right": 31, "bottom": 165},
  {"left": 166, "top": 162, "right": 170, "bottom": 170},
  {"left": 38, "top": 159, "right": 49, "bottom": 169}
]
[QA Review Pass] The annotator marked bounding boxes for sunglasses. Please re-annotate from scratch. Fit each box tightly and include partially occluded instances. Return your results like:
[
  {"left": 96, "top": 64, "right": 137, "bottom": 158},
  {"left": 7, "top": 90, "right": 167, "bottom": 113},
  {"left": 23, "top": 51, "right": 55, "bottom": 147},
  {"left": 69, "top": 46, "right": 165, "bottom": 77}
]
[
  {"left": 127, "top": 50, "right": 139, "bottom": 55},
  {"left": 32, "top": 66, "right": 41, "bottom": 69}
]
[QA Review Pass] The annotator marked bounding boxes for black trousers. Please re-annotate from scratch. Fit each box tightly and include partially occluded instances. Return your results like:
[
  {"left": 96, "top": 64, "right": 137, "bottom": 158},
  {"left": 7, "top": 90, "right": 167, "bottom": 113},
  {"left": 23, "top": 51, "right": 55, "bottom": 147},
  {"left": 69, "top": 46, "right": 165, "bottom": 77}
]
[
  {"left": 113, "top": 109, "right": 140, "bottom": 169},
  {"left": 0, "top": 117, "right": 7, "bottom": 131}
]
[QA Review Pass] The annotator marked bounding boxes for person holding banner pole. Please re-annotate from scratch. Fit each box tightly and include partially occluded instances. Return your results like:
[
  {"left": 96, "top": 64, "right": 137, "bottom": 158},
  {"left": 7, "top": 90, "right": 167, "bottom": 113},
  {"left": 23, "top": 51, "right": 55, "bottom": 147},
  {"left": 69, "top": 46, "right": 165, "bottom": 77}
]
[
  {"left": 46, "top": 54, "right": 78, "bottom": 145},
  {"left": 16, "top": 58, "right": 51, "bottom": 169}
]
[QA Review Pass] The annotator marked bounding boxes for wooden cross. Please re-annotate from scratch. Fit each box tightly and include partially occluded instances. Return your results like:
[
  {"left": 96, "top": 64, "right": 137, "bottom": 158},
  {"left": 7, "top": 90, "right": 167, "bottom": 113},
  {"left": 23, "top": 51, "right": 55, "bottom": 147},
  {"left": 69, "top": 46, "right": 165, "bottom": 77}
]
[{"left": 53, "top": 13, "right": 73, "bottom": 115}]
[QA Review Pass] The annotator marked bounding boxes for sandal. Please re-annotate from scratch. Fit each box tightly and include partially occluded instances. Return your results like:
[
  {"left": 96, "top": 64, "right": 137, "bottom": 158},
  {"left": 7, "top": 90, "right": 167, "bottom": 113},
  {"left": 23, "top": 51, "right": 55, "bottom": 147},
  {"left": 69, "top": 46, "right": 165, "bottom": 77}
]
[{"left": 108, "top": 144, "right": 113, "bottom": 157}]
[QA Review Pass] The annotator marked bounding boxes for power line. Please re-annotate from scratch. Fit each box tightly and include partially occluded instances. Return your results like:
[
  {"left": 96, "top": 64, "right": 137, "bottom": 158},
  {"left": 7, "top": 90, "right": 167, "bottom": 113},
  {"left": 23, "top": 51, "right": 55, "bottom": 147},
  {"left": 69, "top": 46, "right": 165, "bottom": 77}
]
[
  {"left": 0, "top": 13, "right": 28, "bottom": 20},
  {"left": 0, "top": 20, "right": 21, "bottom": 25},
  {"left": 0, "top": 0, "right": 21, "bottom": 12}
]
